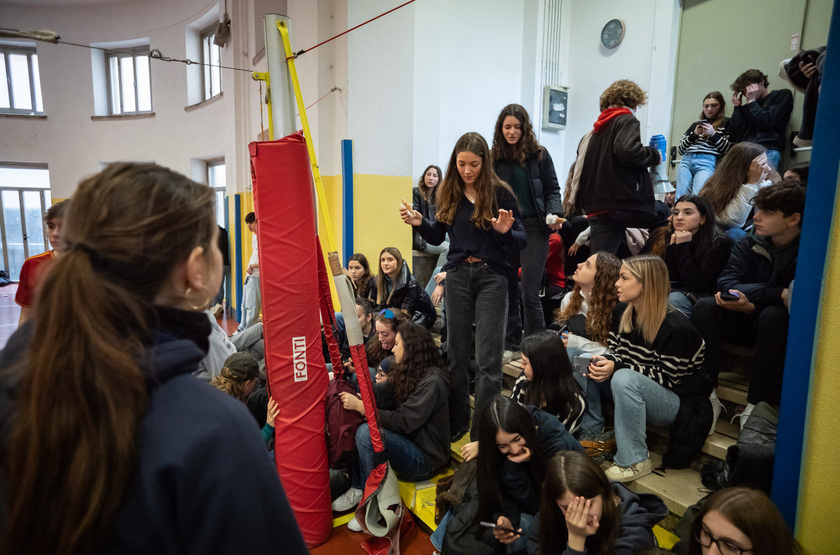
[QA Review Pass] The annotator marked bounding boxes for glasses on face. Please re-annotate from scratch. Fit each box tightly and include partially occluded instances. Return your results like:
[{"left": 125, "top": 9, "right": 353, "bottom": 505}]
[
  {"left": 694, "top": 524, "right": 753, "bottom": 555},
  {"left": 378, "top": 309, "right": 396, "bottom": 319}
]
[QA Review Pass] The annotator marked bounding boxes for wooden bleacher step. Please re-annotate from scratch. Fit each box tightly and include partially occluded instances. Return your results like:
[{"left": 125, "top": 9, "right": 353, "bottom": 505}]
[{"left": 622, "top": 452, "right": 707, "bottom": 518}]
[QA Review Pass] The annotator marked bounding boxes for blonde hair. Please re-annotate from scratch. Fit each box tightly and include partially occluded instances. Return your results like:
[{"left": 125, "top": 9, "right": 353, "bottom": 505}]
[{"left": 618, "top": 255, "right": 670, "bottom": 344}]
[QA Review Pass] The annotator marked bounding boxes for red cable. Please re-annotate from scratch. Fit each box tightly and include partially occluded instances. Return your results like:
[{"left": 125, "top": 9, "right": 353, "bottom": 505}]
[{"left": 288, "top": 0, "right": 415, "bottom": 59}]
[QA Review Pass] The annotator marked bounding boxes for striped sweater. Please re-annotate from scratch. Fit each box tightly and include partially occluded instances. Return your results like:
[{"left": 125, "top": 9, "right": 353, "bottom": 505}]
[
  {"left": 510, "top": 374, "right": 587, "bottom": 435},
  {"left": 605, "top": 305, "right": 705, "bottom": 391},
  {"left": 677, "top": 118, "right": 731, "bottom": 157}
]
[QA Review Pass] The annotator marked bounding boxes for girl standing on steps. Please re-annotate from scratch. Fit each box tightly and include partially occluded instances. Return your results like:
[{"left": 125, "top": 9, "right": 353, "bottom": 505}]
[
  {"left": 492, "top": 104, "right": 564, "bottom": 352},
  {"left": 401, "top": 132, "right": 527, "bottom": 442},
  {"left": 585, "top": 255, "right": 712, "bottom": 482}
]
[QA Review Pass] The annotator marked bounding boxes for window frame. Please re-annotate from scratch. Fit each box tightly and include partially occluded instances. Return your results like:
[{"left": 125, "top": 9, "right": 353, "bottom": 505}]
[
  {"left": 105, "top": 46, "right": 152, "bottom": 116},
  {"left": 200, "top": 25, "right": 223, "bottom": 101},
  {"left": 0, "top": 45, "right": 43, "bottom": 115},
  {"left": 207, "top": 159, "right": 226, "bottom": 228}
]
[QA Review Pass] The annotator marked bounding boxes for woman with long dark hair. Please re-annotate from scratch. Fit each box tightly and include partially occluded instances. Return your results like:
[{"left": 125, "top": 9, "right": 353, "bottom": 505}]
[
  {"left": 460, "top": 330, "right": 587, "bottom": 462},
  {"left": 492, "top": 104, "right": 563, "bottom": 350},
  {"left": 531, "top": 451, "right": 667, "bottom": 555},
  {"left": 412, "top": 164, "right": 449, "bottom": 267},
  {"left": 676, "top": 91, "right": 731, "bottom": 199},
  {"left": 374, "top": 246, "right": 437, "bottom": 329},
  {"left": 401, "top": 132, "right": 527, "bottom": 441},
  {"left": 687, "top": 487, "right": 802, "bottom": 555},
  {"left": 665, "top": 195, "right": 731, "bottom": 318},
  {"left": 587, "top": 255, "right": 710, "bottom": 482},
  {"left": 0, "top": 163, "right": 306, "bottom": 554},
  {"left": 700, "top": 142, "right": 772, "bottom": 240},
  {"left": 334, "top": 321, "right": 450, "bottom": 532},
  {"left": 348, "top": 252, "right": 375, "bottom": 300},
  {"left": 444, "top": 395, "right": 583, "bottom": 553}
]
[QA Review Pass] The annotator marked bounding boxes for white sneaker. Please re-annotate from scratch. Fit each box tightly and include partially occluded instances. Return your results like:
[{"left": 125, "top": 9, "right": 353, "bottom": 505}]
[
  {"left": 604, "top": 459, "right": 652, "bottom": 483},
  {"left": 503, "top": 350, "right": 513, "bottom": 364},
  {"left": 332, "top": 487, "right": 362, "bottom": 512},
  {"left": 732, "top": 403, "right": 756, "bottom": 432},
  {"left": 708, "top": 390, "right": 725, "bottom": 436},
  {"left": 347, "top": 516, "right": 363, "bottom": 532}
]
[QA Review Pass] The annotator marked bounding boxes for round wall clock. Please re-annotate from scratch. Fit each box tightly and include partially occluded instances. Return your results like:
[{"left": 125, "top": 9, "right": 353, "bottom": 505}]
[{"left": 601, "top": 19, "right": 625, "bottom": 49}]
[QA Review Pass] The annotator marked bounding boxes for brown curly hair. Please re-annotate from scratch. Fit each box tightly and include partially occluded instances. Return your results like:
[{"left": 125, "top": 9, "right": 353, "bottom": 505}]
[
  {"left": 700, "top": 142, "right": 765, "bottom": 214},
  {"left": 731, "top": 69, "right": 769, "bottom": 94},
  {"left": 388, "top": 321, "right": 449, "bottom": 403},
  {"left": 558, "top": 252, "right": 621, "bottom": 346},
  {"left": 599, "top": 80, "right": 648, "bottom": 111},
  {"left": 491, "top": 104, "right": 544, "bottom": 167}
]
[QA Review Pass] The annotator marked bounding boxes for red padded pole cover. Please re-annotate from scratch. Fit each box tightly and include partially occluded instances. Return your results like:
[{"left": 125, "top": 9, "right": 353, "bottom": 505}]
[{"left": 249, "top": 133, "right": 331, "bottom": 547}]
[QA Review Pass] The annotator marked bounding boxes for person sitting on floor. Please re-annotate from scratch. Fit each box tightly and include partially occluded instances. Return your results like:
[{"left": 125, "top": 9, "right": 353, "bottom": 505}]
[
  {"left": 332, "top": 321, "right": 450, "bottom": 532},
  {"left": 16, "top": 199, "right": 70, "bottom": 325},
  {"left": 528, "top": 450, "right": 668, "bottom": 555},
  {"left": 195, "top": 311, "right": 265, "bottom": 381},
  {"left": 211, "top": 352, "right": 277, "bottom": 452},
  {"left": 586, "top": 255, "right": 711, "bottom": 482},
  {"left": 691, "top": 179, "right": 805, "bottom": 430}
]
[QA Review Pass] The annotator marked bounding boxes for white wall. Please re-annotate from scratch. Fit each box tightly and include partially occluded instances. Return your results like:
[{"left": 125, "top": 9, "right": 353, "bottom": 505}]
[
  {"left": 556, "top": 0, "right": 680, "bottom": 178},
  {"left": 0, "top": 0, "right": 680, "bottom": 198}
]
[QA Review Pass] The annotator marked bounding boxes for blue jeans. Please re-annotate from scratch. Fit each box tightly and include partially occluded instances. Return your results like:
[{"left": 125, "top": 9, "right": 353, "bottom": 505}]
[
  {"left": 611, "top": 368, "right": 681, "bottom": 466},
  {"left": 677, "top": 152, "right": 717, "bottom": 199},
  {"left": 445, "top": 262, "right": 508, "bottom": 439},
  {"left": 423, "top": 241, "right": 450, "bottom": 268},
  {"left": 765, "top": 149, "right": 781, "bottom": 171},
  {"left": 351, "top": 424, "right": 435, "bottom": 489},
  {"left": 237, "top": 275, "right": 261, "bottom": 331},
  {"left": 506, "top": 219, "right": 550, "bottom": 348},
  {"left": 668, "top": 291, "right": 694, "bottom": 317}
]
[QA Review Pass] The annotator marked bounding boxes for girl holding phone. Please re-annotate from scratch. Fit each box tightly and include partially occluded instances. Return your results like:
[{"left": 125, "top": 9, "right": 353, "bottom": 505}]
[
  {"left": 401, "top": 132, "right": 527, "bottom": 441},
  {"left": 676, "top": 91, "right": 731, "bottom": 199}
]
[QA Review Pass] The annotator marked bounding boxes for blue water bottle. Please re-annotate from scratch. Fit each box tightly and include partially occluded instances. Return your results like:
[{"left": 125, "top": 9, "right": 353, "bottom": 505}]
[
  {"left": 649, "top": 134, "right": 667, "bottom": 162},
  {"left": 649, "top": 134, "right": 669, "bottom": 192}
]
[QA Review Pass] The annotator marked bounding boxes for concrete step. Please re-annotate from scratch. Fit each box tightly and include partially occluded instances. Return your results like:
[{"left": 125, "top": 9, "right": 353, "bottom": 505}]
[{"left": 622, "top": 452, "right": 707, "bottom": 518}]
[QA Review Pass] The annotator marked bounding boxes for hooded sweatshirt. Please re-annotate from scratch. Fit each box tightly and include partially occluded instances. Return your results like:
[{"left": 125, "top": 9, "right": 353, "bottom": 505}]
[
  {"left": 0, "top": 307, "right": 308, "bottom": 555},
  {"left": 526, "top": 481, "right": 668, "bottom": 555}
]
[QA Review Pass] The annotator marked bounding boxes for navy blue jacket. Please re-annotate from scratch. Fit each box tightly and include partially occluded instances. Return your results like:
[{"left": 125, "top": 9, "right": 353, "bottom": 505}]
[
  {"left": 717, "top": 231, "right": 799, "bottom": 310},
  {"left": 0, "top": 313, "right": 308, "bottom": 555}
]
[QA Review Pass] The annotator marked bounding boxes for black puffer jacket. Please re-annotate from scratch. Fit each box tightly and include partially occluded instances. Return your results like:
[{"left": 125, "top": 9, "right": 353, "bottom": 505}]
[
  {"left": 494, "top": 147, "right": 563, "bottom": 222},
  {"left": 412, "top": 186, "right": 439, "bottom": 250},
  {"left": 375, "top": 260, "right": 437, "bottom": 329},
  {"left": 717, "top": 231, "right": 798, "bottom": 310}
]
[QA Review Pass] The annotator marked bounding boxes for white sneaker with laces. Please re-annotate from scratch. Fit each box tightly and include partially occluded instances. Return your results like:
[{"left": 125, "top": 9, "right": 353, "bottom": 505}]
[
  {"left": 708, "top": 390, "right": 725, "bottom": 436},
  {"left": 347, "top": 516, "right": 363, "bottom": 532},
  {"left": 332, "top": 487, "right": 362, "bottom": 512},
  {"left": 604, "top": 459, "right": 652, "bottom": 483},
  {"left": 732, "top": 403, "right": 756, "bottom": 432}
]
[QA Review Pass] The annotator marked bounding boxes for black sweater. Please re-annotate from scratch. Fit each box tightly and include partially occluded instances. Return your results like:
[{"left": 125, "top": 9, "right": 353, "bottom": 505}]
[
  {"left": 374, "top": 366, "right": 451, "bottom": 469},
  {"left": 664, "top": 234, "right": 732, "bottom": 294},
  {"left": 728, "top": 89, "right": 793, "bottom": 151},
  {"left": 577, "top": 114, "right": 659, "bottom": 214},
  {"left": 417, "top": 187, "right": 527, "bottom": 275}
]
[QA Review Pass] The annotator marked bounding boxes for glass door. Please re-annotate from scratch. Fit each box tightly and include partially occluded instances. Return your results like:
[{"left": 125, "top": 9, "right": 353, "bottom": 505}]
[{"left": 0, "top": 188, "right": 50, "bottom": 281}]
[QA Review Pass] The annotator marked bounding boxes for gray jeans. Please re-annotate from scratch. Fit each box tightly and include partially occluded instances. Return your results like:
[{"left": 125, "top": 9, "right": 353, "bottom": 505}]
[{"left": 444, "top": 261, "right": 508, "bottom": 440}]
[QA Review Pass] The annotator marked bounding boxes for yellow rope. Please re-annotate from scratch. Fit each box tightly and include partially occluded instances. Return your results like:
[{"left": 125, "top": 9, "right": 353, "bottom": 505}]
[{"left": 277, "top": 20, "right": 337, "bottom": 253}]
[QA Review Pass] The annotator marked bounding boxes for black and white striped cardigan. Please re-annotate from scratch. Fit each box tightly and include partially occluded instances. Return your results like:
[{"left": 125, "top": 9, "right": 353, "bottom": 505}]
[{"left": 604, "top": 305, "right": 705, "bottom": 391}]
